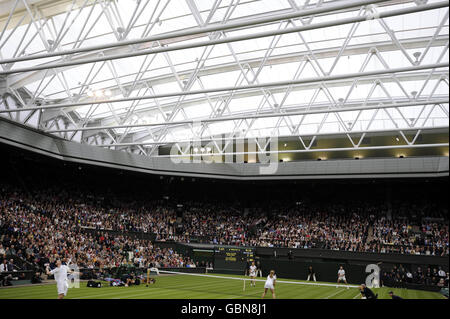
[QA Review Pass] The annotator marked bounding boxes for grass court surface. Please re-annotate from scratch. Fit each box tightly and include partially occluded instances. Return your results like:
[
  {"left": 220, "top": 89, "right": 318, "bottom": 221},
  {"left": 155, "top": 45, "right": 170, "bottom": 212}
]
[{"left": 0, "top": 273, "right": 445, "bottom": 299}]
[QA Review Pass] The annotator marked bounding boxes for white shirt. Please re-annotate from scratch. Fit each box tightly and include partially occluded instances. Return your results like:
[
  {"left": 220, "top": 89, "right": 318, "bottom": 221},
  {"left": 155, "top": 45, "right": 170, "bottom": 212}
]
[
  {"left": 265, "top": 274, "right": 276, "bottom": 286},
  {"left": 249, "top": 265, "right": 257, "bottom": 274},
  {"left": 338, "top": 269, "right": 346, "bottom": 277},
  {"left": 0, "top": 264, "right": 6, "bottom": 272},
  {"left": 51, "top": 265, "right": 70, "bottom": 284}
]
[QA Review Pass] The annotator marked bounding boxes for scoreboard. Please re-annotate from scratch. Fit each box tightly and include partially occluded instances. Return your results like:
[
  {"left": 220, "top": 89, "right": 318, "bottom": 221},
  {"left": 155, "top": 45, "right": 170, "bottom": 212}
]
[
  {"left": 216, "top": 247, "right": 255, "bottom": 262},
  {"left": 214, "top": 247, "right": 255, "bottom": 271}
]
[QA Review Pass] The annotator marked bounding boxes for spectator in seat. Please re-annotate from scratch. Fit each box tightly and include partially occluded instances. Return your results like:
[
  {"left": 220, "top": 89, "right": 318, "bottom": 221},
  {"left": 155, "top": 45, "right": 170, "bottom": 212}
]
[
  {"left": 438, "top": 267, "right": 446, "bottom": 279},
  {"left": 437, "top": 278, "right": 445, "bottom": 288},
  {"left": 31, "top": 272, "right": 42, "bottom": 284},
  {"left": 406, "top": 270, "right": 413, "bottom": 283},
  {"left": 0, "top": 260, "right": 7, "bottom": 272},
  {"left": 7, "top": 259, "right": 15, "bottom": 272},
  {"left": 1, "top": 272, "right": 13, "bottom": 286},
  {"left": 6, "top": 245, "right": 16, "bottom": 257}
]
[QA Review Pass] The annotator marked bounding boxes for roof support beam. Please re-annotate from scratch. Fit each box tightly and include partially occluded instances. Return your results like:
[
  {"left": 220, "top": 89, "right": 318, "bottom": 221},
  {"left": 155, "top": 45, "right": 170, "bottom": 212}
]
[
  {"left": 32, "top": 34, "right": 448, "bottom": 107},
  {"left": 0, "top": 0, "right": 391, "bottom": 65},
  {"left": 37, "top": 70, "right": 449, "bottom": 124},
  {"left": 2, "top": 61, "right": 448, "bottom": 114},
  {"left": 0, "top": 0, "right": 447, "bottom": 75},
  {"left": 44, "top": 98, "right": 449, "bottom": 133},
  {"left": 96, "top": 125, "right": 449, "bottom": 148}
]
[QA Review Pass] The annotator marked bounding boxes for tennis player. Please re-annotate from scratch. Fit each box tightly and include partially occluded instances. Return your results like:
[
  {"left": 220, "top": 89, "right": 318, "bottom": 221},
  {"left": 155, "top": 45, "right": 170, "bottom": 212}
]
[
  {"left": 249, "top": 261, "right": 257, "bottom": 287},
  {"left": 46, "top": 259, "right": 73, "bottom": 299},
  {"left": 337, "top": 266, "right": 349, "bottom": 288},
  {"left": 261, "top": 270, "right": 276, "bottom": 299}
]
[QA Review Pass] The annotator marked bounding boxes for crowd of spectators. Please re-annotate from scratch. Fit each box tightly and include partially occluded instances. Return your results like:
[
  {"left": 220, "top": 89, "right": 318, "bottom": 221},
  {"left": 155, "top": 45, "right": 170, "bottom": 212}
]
[
  {"left": 370, "top": 217, "right": 448, "bottom": 255},
  {"left": 162, "top": 201, "right": 448, "bottom": 256},
  {"left": 381, "top": 264, "right": 449, "bottom": 288},
  {"left": 0, "top": 185, "right": 194, "bottom": 274},
  {"left": 0, "top": 183, "right": 448, "bottom": 277},
  {"left": 176, "top": 203, "right": 375, "bottom": 251}
]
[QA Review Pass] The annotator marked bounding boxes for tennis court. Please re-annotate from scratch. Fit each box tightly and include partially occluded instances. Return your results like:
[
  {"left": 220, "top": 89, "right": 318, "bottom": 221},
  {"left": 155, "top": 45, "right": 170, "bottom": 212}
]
[{"left": 0, "top": 273, "right": 445, "bottom": 299}]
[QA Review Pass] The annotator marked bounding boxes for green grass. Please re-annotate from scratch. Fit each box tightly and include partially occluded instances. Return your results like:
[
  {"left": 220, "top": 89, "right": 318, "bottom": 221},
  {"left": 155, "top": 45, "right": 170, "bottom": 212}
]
[{"left": 0, "top": 273, "right": 445, "bottom": 299}]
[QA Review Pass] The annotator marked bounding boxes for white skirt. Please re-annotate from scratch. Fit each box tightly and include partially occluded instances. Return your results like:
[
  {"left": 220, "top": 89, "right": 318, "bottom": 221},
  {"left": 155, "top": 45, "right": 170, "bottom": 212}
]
[{"left": 264, "top": 283, "right": 274, "bottom": 290}]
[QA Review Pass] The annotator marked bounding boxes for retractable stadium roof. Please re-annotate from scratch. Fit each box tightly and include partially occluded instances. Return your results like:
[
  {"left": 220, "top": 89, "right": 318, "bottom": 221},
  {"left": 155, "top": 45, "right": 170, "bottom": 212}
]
[{"left": 0, "top": 0, "right": 448, "bottom": 158}]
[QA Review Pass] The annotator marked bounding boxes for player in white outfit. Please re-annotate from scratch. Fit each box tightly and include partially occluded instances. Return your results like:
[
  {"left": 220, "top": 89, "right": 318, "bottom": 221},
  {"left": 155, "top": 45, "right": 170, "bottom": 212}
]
[
  {"left": 249, "top": 262, "right": 257, "bottom": 287},
  {"left": 46, "top": 259, "right": 73, "bottom": 299},
  {"left": 337, "top": 266, "right": 349, "bottom": 288},
  {"left": 261, "top": 270, "right": 276, "bottom": 299}
]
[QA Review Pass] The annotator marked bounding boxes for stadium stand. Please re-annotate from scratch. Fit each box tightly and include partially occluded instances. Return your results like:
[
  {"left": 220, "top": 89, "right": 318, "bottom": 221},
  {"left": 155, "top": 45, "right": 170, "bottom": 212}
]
[
  {"left": 1, "top": 182, "right": 448, "bottom": 261},
  {"left": 1, "top": 176, "right": 448, "bottom": 284}
]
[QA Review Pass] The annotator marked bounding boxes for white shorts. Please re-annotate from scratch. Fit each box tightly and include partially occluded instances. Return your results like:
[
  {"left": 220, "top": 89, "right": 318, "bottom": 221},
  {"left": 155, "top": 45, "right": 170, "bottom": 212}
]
[
  {"left": 264, "top": 283, "right": 274, "bottom": 290},
  {"left": 57, "top": 281, "right": 69, "bottom": 296},
  {"left": 338, "top": 276, "right": 346, "bottom": 282},
  {"left": 250, "top": 272, "right": 256, "bottom": 277}
]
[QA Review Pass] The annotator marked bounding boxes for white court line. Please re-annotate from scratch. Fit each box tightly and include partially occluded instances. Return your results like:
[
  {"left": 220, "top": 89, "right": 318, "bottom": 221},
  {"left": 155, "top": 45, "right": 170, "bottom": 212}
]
[
  {"left": 324, "top": 288, "right": 345, "bottom": 299},
  {"left": 353, "top": 293, "right": 361, "bottom": 299},
  {"left": 228, "top": 290, "right": 262, "bottom": 299}
]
